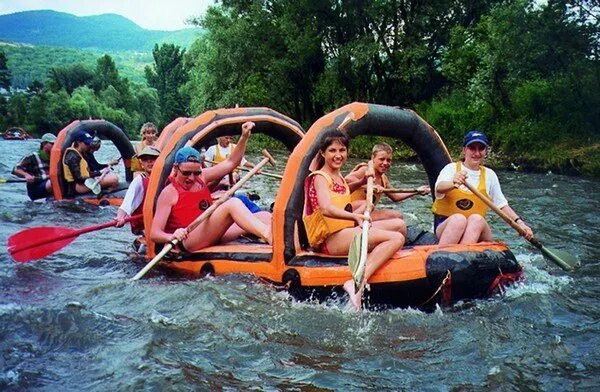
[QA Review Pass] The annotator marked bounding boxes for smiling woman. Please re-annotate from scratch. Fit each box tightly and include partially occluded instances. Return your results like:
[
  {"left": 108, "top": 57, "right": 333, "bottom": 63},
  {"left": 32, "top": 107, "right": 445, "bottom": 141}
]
[{"left": 432, "top": 129, "right": 534, "bottom": 245}]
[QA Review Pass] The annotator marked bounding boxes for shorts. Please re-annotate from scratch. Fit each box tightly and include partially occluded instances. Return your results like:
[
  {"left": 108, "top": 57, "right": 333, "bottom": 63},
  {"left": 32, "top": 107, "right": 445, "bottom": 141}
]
[
  {"left": 27, "top": 181, "right": 52, "bottom": 201},
  {"left": 234, "top": 193, "right": 261, "bottom": 213}
]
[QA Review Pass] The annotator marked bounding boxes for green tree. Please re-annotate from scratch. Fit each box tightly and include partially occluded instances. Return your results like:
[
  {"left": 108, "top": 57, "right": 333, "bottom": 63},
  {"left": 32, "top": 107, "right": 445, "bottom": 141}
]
[
  {"left": 93, "top": 54, "right": 121, "bottom": 92},
  {"left": 144, "top": 43, "right": 189, "bottom": 122},
  {"left": 0, "top": 50, "right": 10, "bottom": 90},
  {"left": 420, "top": 0, "right": 600, "bottom": 174},
  {"left": 47, "top": 63, "right": 94, "bottom": 94},
  {"left": 6, "top": 93, "right": 28, "bottom": 126}
]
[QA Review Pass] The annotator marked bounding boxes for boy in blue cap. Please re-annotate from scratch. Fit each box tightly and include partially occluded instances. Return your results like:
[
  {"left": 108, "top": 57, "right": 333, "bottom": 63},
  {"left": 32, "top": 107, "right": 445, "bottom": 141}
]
[
  {"left": 62, "top": 130, "right": 119, "bottom": 195},
  {"left": 151, "top": 122, "right": 272, "bottom": 252},
  {"left": 432, "top": 130, "right": 533, "bottom": 244}
]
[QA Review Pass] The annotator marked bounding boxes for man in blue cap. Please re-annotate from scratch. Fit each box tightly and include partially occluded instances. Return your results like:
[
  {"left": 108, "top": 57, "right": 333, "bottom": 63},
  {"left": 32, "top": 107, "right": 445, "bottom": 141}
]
[
  {"left": 12, "top": 132, "right": 56, "bottom": 200},
  {"left": 150, "top": 121, "right": 272, "bottom": 252},
  {"left": 62, "top": 130, "right": 119, "bottom": 195},
  {"left": 432, "top": 130, "right": 533, "bottom": 244}
]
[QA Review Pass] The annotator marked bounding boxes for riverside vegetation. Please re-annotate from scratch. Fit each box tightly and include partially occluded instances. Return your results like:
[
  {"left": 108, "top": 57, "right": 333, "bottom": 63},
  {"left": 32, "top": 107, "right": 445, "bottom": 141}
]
[{"left": 0, "top": 0, "right": 598, "bottom": 175}]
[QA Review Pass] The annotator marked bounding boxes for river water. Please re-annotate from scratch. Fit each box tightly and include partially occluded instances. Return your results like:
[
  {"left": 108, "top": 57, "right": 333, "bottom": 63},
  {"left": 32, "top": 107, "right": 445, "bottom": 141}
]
[{"left": 0, "top": 139, "right": 598, "bottom": 391}]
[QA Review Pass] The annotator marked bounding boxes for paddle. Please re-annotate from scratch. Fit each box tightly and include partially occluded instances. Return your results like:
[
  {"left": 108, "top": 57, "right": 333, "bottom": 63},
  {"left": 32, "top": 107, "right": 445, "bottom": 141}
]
[
  {"left": 7, "top": 214, "right": 142, "bottom": 262},
  {"left": 0, "top": 178, "right": 27, "bottom": 183},
  {"left": 462, "top": 181, "right": 579, "bottom": 271},
  {"left": 84, "top": 158, "right": 121, "bottom": 195},
  {"left": 364, "top": 186, "right": 429, "bottom": 195},
  {"left": 206, "top": 159, "right": 283, "bottom": 180},
  {"left": 348, "top": 161, "right": 375, "bottom": 292},
  {"left": 131, "top": 149, "right": 277, "bottom": 281}
]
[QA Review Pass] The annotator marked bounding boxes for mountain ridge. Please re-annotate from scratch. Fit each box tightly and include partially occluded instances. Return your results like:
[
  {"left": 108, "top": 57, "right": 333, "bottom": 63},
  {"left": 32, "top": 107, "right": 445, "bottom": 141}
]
[{"left": 0, "top": 10, "right": 200, "bottom": 51}]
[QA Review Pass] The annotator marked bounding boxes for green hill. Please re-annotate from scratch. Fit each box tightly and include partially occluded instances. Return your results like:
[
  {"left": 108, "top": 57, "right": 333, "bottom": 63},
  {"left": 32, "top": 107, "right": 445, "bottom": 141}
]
[
  {"left": 0, "top": 10, "right": 201, "bottom": 51},
  {"left": 0, "top": 42, "right": 152, "bottom": 88}
]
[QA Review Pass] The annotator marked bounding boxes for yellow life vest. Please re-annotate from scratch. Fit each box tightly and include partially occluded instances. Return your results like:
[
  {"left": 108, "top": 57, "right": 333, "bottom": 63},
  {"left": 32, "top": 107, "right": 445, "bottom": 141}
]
[
  {"left": 215, "top": 143, "right": 240, "bottom": 175},
  {"left": 214, "top": 143, "right": 236, "bottom": 163},
  {"left": 62, "top": 147, "right": 90, "bottom": 183},
  {"left": 432, "top": 162, "right": 489, "bottom": 217},
  {"left": 303, "top": 170, "right": 355, "bottom": 248},
  {"left": 349, "top": 162, "right": 390, "bottom": 205}
]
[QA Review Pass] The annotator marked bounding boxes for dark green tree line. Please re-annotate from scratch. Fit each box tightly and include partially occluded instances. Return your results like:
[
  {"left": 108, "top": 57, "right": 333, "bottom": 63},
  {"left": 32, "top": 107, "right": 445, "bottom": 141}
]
[{"left": 0, "top": 52, "right": 162, "bottom": 138}]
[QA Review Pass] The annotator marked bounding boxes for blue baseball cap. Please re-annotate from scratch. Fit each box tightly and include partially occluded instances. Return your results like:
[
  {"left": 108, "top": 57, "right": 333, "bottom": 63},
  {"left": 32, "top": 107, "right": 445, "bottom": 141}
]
[
  {"left": 175, "top": 146, "right": 202, "bottom": 164},
  {"left": 463, "top": 130, "right": 489, "bottom": 147},
  {"left": 74, "top": 130, "right": 94, "bottom": 145}
]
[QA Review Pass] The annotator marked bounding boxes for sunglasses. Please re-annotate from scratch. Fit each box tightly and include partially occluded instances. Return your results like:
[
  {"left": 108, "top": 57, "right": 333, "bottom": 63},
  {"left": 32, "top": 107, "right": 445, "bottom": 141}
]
[{"left": 178, "top": 169, "right": 202, "bottom": 177}]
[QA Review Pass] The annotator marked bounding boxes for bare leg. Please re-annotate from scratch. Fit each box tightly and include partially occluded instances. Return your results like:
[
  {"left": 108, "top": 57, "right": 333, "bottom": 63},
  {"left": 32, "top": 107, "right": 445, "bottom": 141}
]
[
  {"left": 326, "top": 227, "right": 404, "bottom": 310},
  {"left": 372, "top": 217, "right": 407, "bottom": 236},
  {"left": 184, "top": 198, "right": 270, "bottom": 251},
  {"left": 436, "top": 214, "right": 467, "bottom": 245},
  {"left": 75, "top": 183, "right": 91, "bottom": 194},
  {"left": 221, "top": 211, "right": 272, "bottom": 243},
  {"left": 460, "top": 214, "right": 492, "bottom": 244},
  {"left": 371, "top": 208, "right": 404, "bottom": 221},
  {"left": 99, "top": 173, "right": 119, "bottom": 189}
]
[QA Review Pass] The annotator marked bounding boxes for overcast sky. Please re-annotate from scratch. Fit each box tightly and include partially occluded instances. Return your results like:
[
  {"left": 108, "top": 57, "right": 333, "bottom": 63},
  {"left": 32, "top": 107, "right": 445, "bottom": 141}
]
[{"left": 0, "top": 0, "right": 214, "bottom": 30}]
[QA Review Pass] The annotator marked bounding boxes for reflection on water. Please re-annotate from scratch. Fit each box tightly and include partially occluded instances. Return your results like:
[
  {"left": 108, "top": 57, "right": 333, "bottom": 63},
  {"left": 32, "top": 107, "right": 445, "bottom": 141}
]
[{"left": 0, "top": 140, "right": 599, "bottom": 390}]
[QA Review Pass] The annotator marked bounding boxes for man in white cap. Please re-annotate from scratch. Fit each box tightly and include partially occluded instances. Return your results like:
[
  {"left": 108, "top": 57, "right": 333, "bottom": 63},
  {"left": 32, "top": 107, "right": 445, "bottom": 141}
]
[
  {"left": 12, "top": 133, "right": 56, "bottom": 200},
  {"left": 115, "top": 146, "right": 160, "bottom": 234}
]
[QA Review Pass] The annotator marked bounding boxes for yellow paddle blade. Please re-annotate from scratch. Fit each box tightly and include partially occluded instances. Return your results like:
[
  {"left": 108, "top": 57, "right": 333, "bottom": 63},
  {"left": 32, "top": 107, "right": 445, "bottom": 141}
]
[{"left": 348, "top": 232, "right": 361, "bottom": 277}]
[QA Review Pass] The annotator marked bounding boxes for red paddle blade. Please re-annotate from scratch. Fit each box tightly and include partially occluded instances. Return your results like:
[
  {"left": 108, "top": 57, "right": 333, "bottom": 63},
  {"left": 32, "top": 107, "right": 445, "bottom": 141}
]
[{"left": 7, "top": 226, "right": 79, "bottom": 263}]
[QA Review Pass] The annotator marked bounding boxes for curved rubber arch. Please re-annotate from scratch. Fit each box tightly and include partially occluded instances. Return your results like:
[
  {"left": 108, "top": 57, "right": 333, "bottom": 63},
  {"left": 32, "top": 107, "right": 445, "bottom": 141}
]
[
  {"left": 143, "top": 107, "right": 305, "bottom": 258},
  {"left": 49, "top": 120, "right": 136, "bottom": 200},
  {"left": 275, "top": 102, "right": 452, "bottom": 263}
]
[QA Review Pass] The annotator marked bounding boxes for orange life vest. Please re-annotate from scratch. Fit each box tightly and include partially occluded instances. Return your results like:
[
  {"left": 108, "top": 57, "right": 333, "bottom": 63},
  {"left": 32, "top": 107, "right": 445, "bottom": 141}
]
[{"left": 303, "top": 170, "right": 354, "bottom": 247}]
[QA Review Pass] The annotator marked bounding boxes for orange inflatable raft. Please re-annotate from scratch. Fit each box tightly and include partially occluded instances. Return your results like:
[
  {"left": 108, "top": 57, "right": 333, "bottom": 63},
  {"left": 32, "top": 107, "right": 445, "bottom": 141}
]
[{"left": 139, "top": 104, "right": 522, "bottom": 309}]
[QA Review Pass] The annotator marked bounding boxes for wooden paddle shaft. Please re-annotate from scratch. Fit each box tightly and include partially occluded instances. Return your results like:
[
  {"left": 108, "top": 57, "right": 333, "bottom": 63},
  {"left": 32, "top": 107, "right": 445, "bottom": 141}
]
[
  {"left": 462, "top": 182, "right": 528, "bottom": 237},
  {"left": 205, "top": 159, "right": 283, "bottom": 180},
  {"left": 355, "top": 161, "right": 375, "bottom": 289},
  {"left": 463, "top": 180, "right": 577, "bottom": 271},
  {"left": 0, "top": 178, "right": 28, "bottom": 183},
  {"left": 131, "top": 150, "right": 276, "bottom": 281}
]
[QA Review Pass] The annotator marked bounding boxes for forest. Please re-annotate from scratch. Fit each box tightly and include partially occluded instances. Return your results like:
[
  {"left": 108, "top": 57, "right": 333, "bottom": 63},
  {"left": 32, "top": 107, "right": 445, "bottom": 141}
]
[{"left": 0, "top": 0, "right": 598, "bottom": 175}]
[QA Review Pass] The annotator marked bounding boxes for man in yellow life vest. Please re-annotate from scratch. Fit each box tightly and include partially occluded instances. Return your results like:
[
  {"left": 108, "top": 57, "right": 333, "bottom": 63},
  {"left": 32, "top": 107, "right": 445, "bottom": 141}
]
[
  {"left": 62, "top": 130, "right": 119, "bottom": 196},
  {"left": 432, "top": 130, "right": 533, "bottom": 245},
  {"left": 205, "top": 135, "right": 254, "bottom": 190}
]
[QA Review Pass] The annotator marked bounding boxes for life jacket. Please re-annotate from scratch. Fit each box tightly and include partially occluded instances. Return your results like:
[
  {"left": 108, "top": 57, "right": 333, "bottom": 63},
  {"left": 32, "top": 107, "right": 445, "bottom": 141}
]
[
  {"left": 432, "top": 162, "right": 489, "bottom": 217},
  {"left": 165, "top": 176, "right": 213, "bottom": 233},
  {"left": 215, "top": 143, "right": 240, "bottom": 178},
  {"left": 62, "top": 147, "right": 90, "bottom": 183},
  {"left": 303, "top": 170, "right": 354, "bottom": 248},
  {"left": 349, "top": 162, "right": 390, "bottom": 205},
  {"left": 130, "top": 174, "right": 150, "bottom": 234},
  {"left": 214, "top": 143, "right": 236, "bottom": 163}
]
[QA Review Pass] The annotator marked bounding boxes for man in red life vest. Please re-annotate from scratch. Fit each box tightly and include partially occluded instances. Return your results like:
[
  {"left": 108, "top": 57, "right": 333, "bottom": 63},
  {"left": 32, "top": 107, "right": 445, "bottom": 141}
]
[{"left": 150, "top": 122, "right": 271, "bottom": 252}]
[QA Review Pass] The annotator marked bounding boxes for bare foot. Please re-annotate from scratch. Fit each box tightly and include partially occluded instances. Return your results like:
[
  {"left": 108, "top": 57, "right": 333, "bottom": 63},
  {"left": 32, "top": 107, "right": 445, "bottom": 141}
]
[
  {"left": 260, "top": 225, "right": 272, "bottom": 245},
  {"left": 343, "top": 280, "right": 362, "bottom": 311}
]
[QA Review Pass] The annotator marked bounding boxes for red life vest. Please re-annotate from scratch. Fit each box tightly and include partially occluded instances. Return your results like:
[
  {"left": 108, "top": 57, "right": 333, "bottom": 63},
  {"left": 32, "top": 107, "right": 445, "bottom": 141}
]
[
  {"left": 130, "top": 175, "right": 150, "bottom": 234},
  {"left": 165, "top": 176, "right": 213, "bottom": 233}
]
